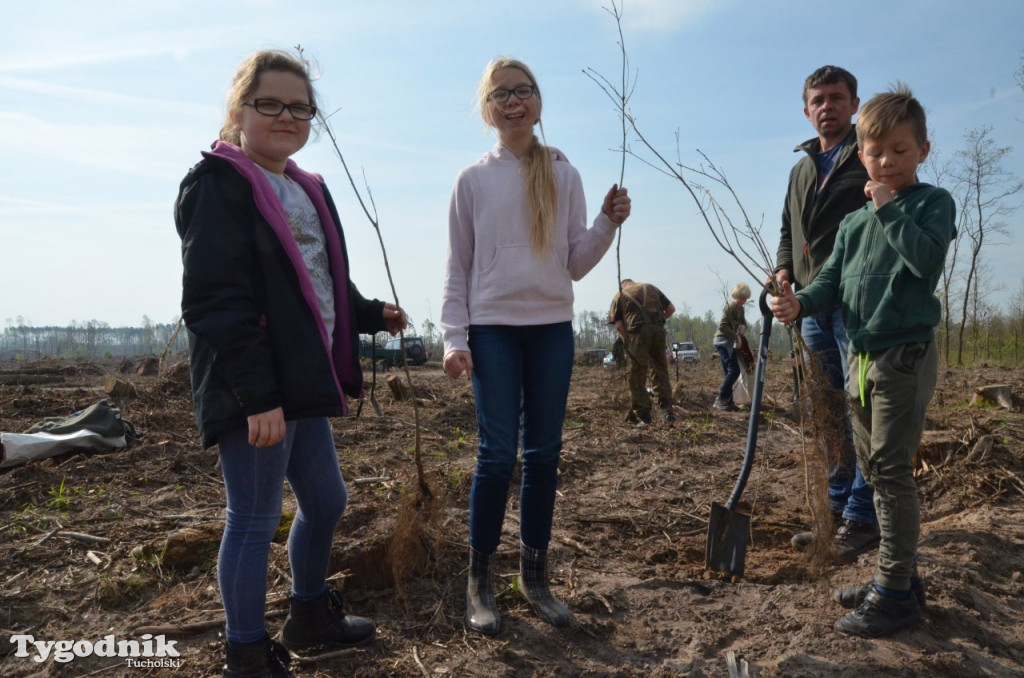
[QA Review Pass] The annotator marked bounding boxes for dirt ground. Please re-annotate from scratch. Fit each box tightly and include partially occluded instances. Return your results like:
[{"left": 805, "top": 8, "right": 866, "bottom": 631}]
[{"left": 1, "top": 354, "right": 1022, "bottom": 677}]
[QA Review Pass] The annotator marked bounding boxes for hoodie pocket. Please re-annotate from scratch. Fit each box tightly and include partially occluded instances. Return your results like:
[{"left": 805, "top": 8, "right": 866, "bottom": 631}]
[{"left": 476, "top": 244, "right": 568, "bottom": 304}]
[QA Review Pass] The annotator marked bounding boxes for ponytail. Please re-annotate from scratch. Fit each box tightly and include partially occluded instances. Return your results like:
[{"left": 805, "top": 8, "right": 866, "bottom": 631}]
[{"left": 524, "top": 133, "right": 558, "bottom": 256}]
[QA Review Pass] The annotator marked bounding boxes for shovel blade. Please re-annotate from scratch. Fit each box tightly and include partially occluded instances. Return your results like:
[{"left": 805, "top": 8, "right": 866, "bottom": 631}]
[{"left": 705, "top": 502, "right": 750, "bottom": 577}]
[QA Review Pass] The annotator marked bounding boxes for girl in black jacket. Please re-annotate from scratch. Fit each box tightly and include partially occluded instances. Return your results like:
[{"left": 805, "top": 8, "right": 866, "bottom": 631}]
[{"left": 174, "top": 49, "right": 406, "bottom": 677}]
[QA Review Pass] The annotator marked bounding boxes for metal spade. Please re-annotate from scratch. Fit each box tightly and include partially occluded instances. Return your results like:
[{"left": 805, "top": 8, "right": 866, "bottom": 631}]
[{"left": 705, "top": 288, "right": 774, "bottom": 577}]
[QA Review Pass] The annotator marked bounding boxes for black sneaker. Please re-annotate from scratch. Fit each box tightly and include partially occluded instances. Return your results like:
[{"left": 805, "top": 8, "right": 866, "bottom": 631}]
[
  {"left": 662, "top": 409, "right": 676, "bottom": 423},
  {"left": 835, "top": 579, "right": 927, "bottom": 610},
  {"left": 834, "top": 588, "right": 922, "bottom": 638},
  {"left": 834, "top": 519, "right": 881, "bottom": 563},
  {"left": 625, "top": 411, "right": 651, "bottom": 425},
  {"left": 790, "top": 510, "right": 843, "bottom": 550}
]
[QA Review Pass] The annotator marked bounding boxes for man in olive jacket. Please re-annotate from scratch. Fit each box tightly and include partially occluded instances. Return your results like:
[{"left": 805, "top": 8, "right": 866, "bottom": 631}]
[{"left": 774, "top": 65, "right": 879, "bottom": 562}]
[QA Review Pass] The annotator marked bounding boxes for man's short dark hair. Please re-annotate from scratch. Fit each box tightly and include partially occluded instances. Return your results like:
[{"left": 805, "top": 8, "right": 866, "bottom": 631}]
[{"left": 803, "top": 65, "right": 858, "bottom": 103}]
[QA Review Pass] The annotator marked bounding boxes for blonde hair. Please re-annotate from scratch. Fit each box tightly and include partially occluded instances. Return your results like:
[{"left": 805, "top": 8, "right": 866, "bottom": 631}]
[
  {"left": 478, "top": 58, "right": 557, "bottom": 256},
  {"left": 219, "top": 49, "right": 319, "bottom": 146},
  {"left": 856, "top": 82, "right": 928, "bottom": 148},
  {"left": 731, "top": 283, "right": 751, "bottom": 301}
]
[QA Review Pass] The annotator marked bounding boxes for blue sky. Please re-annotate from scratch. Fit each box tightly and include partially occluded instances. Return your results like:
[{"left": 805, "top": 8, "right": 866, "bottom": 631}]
[{"left": 2, "top": 0, "right": 1022, "bottom": 334}]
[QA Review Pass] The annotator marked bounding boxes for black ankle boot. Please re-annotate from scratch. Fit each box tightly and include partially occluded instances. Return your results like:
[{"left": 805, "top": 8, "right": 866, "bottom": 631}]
[
  {"left": 834, "top": 588, "right": 922, "bottom": 638},
  {"left": 834, "top": 578, "right": 927, "bottom": 610},
  {"left": 465, "top": 547, "right": 501, "bottom": 636},
  {"left": 280, "top": 589, "right": 375, "bottom": 652},
  {"left": 223, "top": 635, "right": 293, "bottom": 678},
  {"left": 519, "top": 542, "right": 571, "bottom": 628}
]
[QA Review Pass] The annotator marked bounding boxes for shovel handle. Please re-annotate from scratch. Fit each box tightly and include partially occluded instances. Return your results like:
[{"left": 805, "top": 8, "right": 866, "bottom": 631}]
[{"left": 724, "top": 287, "right": 773, "bottom": 512}]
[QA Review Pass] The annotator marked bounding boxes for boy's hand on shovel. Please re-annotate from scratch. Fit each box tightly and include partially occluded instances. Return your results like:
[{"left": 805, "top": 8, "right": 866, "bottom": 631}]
[{"left": 770, "top": 280, "right": 801, "bottom": 325}]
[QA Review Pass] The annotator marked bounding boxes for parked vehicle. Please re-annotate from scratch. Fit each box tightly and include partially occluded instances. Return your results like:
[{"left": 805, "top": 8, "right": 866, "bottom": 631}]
[
  {"left": 578, "top": 348, "right": 611, "bottom": 367},
  {"left": 359, "top": 335, "right": 428, "bottom": 368},
  {"left": 672, "top": 341, "right": 701, "bottom": 364}
]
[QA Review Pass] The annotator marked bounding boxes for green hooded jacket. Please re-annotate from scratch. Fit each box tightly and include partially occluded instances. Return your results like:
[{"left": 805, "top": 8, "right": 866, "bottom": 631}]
[{"left": 795, "top": 183, "right": 956, "bottom": 353}]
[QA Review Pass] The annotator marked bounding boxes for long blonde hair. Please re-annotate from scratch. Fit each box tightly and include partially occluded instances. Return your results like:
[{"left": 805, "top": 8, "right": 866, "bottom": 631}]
[
  {"left": 219, "top": 49, "right": 318, "bottom": 146},
  {"left": 478, "top": 58, "right": 557, "bottom": 256}
]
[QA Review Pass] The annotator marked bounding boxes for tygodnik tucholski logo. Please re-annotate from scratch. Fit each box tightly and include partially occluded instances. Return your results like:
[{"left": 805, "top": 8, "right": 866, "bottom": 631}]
[{"left": 9, "top": 633, "right": 181, "bottom": 668}]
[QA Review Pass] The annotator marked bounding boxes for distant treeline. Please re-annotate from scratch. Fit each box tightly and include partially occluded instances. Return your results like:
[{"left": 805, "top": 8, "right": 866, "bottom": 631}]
[
  {"left": 0, "top": 319, "right": 187, "bottom": 361},
  {"left": 571, "top": 308, "right": 776, "bottom": 357},
  {"left": 571, "top": 298, "right": 1024, "bottom": 368},
  {"left": 5, "top": 299, "right": 1023, "bottom": 367}
]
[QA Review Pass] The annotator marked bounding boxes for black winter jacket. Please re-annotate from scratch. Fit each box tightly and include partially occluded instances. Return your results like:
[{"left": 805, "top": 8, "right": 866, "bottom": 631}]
[
  {"left": 776, "top": 126, "right": 869, "bottom": 288},
  {"left": 174, "top": 142, "right": 386, "bottom": 448}
]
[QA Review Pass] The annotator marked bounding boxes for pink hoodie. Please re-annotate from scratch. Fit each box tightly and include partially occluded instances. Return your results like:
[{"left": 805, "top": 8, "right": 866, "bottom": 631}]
[{"left": 441, "top": 145, "right": 617, "bottom": 356}]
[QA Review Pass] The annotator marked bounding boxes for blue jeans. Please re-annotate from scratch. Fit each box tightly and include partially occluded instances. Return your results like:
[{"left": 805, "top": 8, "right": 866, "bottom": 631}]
[
  {"left": 715, "top": 337, "right": 740, "bottom": 402},
  {"left": 801, "top": 308, "right": 875, "bottom": 524},
  {"left": 218, "top": 417, "right": 347, "bottom": 643},
  {"left": 467, "top": 323, "right": 573, "bottom": 554}
]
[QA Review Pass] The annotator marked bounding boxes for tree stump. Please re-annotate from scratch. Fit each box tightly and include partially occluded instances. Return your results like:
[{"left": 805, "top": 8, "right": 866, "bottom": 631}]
[
  {"left": 159, "top": 522, "right": 224, "bottom": 570},
  {"left": 136, "top": 357, "right": 159, "bottom": 376},
  {"left": 104, "top": 377, "right": 138, "bottom": 400},
  {"left": 386, "top": 374, "right": 410, "bottom": 401},
  {"left": 970, "top": 384, "right": 1013, "bottom": 410}
]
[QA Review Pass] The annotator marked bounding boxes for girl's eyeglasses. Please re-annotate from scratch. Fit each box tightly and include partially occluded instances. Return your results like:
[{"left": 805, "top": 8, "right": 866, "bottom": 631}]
[
  {"left": 244, "top": 99, "right": 317, "bottom": 121},
  {"left": 487, "top": 85, "right": 536, "bottom": 104}
]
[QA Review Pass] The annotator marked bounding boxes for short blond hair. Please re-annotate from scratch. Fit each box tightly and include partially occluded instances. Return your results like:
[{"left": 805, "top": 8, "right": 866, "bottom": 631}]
[
  {"left": 856, "top": 82, "right": 928, "bottom": 147},
  {"left": 731, "top": 283, "right": 751, "bottom": 301}
]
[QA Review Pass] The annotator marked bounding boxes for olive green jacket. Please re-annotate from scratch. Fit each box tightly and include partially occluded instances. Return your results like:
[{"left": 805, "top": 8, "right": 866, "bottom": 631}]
[{"left": 775, "top": 126, "right": 868, "bottom": 288}]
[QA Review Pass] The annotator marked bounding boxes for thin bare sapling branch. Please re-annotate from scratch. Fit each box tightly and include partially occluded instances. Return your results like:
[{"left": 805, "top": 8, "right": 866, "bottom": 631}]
[
  {"left": 317, "top": 107, "right": 431, "bottom": 499},
  {"left": 582, "top": 0, "right": 637, "bottom": 291},
  {"left": 583, "top": 11, "right": 776, "bottom": 292}
]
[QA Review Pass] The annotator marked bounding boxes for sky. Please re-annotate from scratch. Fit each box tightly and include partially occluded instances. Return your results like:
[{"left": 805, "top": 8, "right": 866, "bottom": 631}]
[{"left": 2, "top": 0, "right": 1023, "bottom": 335}]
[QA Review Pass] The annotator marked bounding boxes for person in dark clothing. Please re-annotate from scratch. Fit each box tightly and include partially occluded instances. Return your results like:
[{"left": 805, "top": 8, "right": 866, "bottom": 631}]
[
  {"left": 175, "top": 49, "right": 406, "bottom": 678},
  {"left": 774, "top": 65, "right": 879, "bottom": 563},
  {"left": 712, "top": 283, "right": 751, "bottom": 412}
]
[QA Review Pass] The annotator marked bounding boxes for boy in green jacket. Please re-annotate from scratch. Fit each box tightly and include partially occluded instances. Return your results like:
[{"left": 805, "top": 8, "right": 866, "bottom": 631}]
[{"left": 771, "top": 84, "right": 956, "bottom": 638}]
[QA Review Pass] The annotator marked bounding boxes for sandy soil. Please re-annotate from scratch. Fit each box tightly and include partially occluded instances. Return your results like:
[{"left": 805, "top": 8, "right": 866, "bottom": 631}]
[{"left": 1, "top": 355, "right": 1022, "bottom": 677}]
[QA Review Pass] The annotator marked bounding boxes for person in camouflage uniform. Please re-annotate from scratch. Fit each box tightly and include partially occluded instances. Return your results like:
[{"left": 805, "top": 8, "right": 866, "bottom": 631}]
[{"left": 609, "top": 279, "right": 676, "bottom": 425}]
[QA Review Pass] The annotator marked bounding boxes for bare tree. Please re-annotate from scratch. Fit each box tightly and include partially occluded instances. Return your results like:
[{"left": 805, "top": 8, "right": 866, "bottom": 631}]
[
  {"left": 1017, "top": 51, "right": 1024, "bottom": 96},
  {"left": 1010, "top": 279, "right": 1024, "bottom": 363},
  {"left": 951, "top": 126, "right": 1022, "bottom": 365},
  {"left": 921, "top": 148, "right": 968, "bottom": 363},
  {"left": 583, "top": 2, "right": 776, "bottom": 290}
]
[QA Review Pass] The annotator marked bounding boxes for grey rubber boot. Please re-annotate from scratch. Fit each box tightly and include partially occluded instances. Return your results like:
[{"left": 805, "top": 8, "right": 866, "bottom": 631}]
[
  {"left": 518, "top": 542, "right": 571, "bottom": 628},
  {"left": 465, "top": 547, "right": 501, "bottom": 635}
]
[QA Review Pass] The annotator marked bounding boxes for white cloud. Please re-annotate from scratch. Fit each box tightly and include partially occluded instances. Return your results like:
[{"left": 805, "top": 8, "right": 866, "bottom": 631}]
[
  {"left": 0, "top": 111, "right": 199, "bottom": 180},
  {"left": 0, "top": 75, "right": 214, "bottom": 115}
]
